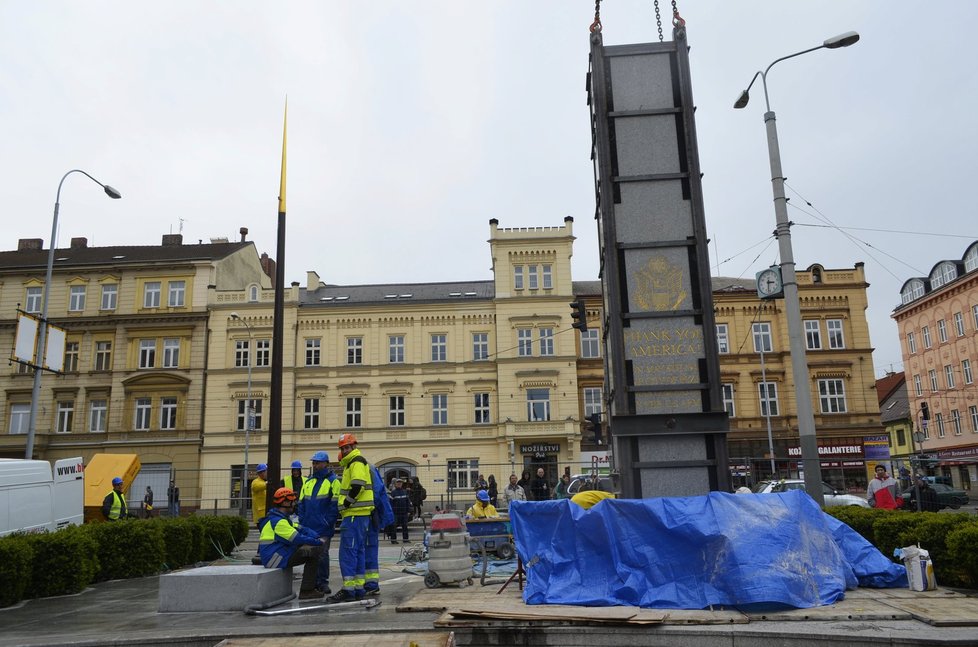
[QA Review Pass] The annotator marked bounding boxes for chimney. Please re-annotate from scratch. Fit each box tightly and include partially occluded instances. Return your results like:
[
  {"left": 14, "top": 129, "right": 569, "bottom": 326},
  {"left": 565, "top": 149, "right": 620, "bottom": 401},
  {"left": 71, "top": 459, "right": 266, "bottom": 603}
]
[
  {"left": 162, "top": 234, "right": 183, "bottom": 246},
  {"left": 307, "top": 271, "right": 321, "bottom": 292},
  {"left": 18, "top": 238, "right": 43, "bottom": 251},
  {"left": 239, "top": 227, "right": 248, "bottom": 242},
  {"left": 70, "top": 237, "right": 88, "bottom": 249},
  {"left": 260, "top": 252, "right": 276, "bottom": 287}
]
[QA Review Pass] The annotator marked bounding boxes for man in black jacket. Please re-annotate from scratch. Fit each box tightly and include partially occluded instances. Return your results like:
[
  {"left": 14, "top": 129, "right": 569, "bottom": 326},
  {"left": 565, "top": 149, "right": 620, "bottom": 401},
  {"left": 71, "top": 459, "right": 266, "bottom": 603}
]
[{"left": 530, "top": 467, "right": 551, "bottom": 501}]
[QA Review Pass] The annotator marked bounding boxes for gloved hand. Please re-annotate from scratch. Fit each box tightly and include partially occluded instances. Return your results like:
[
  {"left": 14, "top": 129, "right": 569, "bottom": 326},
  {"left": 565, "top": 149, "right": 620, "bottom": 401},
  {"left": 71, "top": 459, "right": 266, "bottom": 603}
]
[{"left": 342, "top": 500, "right": 352, "bottom": 509}]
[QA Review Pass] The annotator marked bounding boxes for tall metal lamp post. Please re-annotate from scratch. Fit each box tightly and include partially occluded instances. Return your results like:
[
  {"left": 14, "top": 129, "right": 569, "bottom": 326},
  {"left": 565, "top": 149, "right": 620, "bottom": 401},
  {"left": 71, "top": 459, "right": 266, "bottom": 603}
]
[
  {"left": 26, "top": 170, "right": 121, "bottom": 459},
  {"left": 734, "top": 31, "right": 860, "bottom": 505},
  {"left": 230, "top": 312, "right": 253, "bottom": 515}
]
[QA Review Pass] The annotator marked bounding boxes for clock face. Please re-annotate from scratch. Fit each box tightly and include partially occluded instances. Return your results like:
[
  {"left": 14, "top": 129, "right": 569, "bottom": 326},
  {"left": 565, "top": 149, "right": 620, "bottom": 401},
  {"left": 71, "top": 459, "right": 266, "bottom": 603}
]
[{"left": 756, "top": 268, "right": 782, "bottom": 297}]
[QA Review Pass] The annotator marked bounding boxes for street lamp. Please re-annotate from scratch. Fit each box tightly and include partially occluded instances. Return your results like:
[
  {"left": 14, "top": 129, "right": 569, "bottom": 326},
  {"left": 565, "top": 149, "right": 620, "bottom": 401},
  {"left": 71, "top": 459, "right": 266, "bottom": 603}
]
[
  {"left": 230, "top": 312, "right": 253, "bottom": 515},
  {"left": 26, "top": 170, "right": 121, "bottom": 459},
  {"left": 735, "top": 31, "right": 860, "bottom": 505}
]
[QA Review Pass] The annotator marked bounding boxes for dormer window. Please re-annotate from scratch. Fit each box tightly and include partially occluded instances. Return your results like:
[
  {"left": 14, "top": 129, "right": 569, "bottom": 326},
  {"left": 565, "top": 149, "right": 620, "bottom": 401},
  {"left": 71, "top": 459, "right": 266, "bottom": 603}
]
[
  {"left": 900, "top": 279, "right": 925, "bottom": 305},
  {"left": 930, "top": 261, "right": 957, "bottom": 289}
]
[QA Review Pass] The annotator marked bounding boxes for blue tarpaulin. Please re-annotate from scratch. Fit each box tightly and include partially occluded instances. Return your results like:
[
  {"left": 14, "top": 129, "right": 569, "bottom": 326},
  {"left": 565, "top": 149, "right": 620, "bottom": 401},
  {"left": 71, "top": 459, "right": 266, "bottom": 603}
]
[{"left": 509, "top": 490, "right": 907, "bottom": 609}]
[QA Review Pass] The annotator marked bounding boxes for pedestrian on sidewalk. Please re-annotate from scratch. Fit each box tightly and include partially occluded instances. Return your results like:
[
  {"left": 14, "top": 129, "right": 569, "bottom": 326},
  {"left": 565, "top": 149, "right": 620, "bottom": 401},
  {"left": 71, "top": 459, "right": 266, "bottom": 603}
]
[
  {"left": 487, "top": 475, "right": 498, "bottom": 507},
  {"left": 389, "top": 478, "right": 411, "bottom": 543},
  {"left": 257, "top": 487, "right": 325, "bottom": 600},
  {"left": 167, "top": 479, "right": 180, "bottom": 517},
  {"left": 298, "top": 451, "right": 340, "bottom": 597},
  {"left": 409, "top": 476, "right": 426, "bottom": 520},
  {"left": 867, "top": 464, "right": 901, "bottom": 509},
  {"left": 328, "top": 433, "right": 375, "bottom": 604},
  {"left": 501, "top": 473, "right": 526, "bottom": 510},
  {"left": 530, "top": 467, "right": 551, "bottom": 501},
  {"left": 142, "top": 486, "right": 154, "bottom": 518}
]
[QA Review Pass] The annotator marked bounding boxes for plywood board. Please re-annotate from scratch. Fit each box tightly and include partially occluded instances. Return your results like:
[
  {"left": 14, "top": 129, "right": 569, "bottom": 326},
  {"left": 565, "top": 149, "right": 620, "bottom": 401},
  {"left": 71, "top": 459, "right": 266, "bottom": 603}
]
[
  {"left": 216, "top": 632, "right": 454, "bottom": 647},
  {"left": 868, "top": 586, "right": 965, "bottom": 600},
  {"left": 742, "top": 597, "right": 913, "bottom": 622},
  {"left": 880, "top": 596, "right": 978, "bottom": 626}
]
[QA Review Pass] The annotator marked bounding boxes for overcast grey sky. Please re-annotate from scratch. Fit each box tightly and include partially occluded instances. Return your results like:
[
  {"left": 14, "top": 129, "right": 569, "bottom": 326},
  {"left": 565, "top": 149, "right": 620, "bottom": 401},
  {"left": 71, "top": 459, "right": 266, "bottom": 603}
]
[{"left": 3, "top": 1, "right": 976, "bottom": 379}]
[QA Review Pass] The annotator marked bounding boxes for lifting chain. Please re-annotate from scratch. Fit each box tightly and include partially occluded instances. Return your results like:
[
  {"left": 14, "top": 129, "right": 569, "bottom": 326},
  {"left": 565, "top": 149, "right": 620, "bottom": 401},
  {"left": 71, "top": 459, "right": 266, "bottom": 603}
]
[
  {"left": 654, "top": 0, "right": 685, "bottom": 41},
  {"left": 590, "top": 0, "right": 602, "bottom": 33}
]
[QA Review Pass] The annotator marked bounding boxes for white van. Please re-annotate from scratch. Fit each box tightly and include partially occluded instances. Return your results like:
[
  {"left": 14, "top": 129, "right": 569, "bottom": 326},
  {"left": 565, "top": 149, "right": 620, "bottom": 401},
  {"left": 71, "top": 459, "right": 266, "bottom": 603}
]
[{"left": 0, "top": 457, "right": 84, "bottom": 536}]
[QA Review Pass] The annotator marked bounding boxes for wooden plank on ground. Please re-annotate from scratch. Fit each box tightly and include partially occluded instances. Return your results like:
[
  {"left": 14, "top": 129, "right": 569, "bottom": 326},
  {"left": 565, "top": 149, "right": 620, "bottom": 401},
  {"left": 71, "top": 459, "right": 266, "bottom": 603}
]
[
  {"left": 658, "top": 609, "right": 749, "bottom": 624},
  {"left": 216, "top": 632, "right": 454, "bottom": 647},
  {"left": 867, "top": 586, "right": 965, "bottom": 599},
  {"left": 879, "top": 596, "right": 978, "bottom": 627},
  {"left": 741, "top": 597, "right": 913, "bottom": 622},
  {"left": 397, "top": 583, "right": 521, "bottom": 613},
  {"left": 450, "top": 603, "right": 650, "bottom": 624}
]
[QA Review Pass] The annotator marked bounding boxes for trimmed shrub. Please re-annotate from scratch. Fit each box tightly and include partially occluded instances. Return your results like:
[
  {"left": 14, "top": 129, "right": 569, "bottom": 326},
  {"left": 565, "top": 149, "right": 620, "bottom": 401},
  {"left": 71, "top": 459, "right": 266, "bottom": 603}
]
[
  {"left": 0, "top": 536, "right": 33, "bottom": 607},
  {"left": 229, "top": 515, "right": 249, "bottom": 547},
  {"left": 152, "top": 518, "right": 194, "bottom": 569},
  {"left": 872, "top": 511, "right": 925, "bottom": 559},
  {"left": 24, "top": 526, "right": 98, "bottom": 598},
  {"left": 88, "top": 520, "right": 165, "bottom": 581},
  {"left": 825, "top": 506, "right": 885, "bottom": 544},
  {"left": 901, "top": 513, "right": 975, "bottom": 587},
  {"left": 947, "top": 521, "right": 978, "bottom": 588}
]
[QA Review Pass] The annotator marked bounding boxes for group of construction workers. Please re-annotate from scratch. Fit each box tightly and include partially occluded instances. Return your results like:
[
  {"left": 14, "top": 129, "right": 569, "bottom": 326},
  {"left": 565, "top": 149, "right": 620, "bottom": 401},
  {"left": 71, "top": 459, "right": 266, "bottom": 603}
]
[{"left": 250, "top": 433, "right": 394, "bottom": 602}]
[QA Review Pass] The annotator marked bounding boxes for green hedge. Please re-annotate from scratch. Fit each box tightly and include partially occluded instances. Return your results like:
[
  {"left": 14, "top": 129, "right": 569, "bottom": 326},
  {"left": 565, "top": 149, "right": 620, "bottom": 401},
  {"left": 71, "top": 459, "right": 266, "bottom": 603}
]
[
  {"left": 947, "top": 523, "right": 978, "bottom": 588},
  {"left": 0, "top": 515, "right": 250, "bottom": 608}
]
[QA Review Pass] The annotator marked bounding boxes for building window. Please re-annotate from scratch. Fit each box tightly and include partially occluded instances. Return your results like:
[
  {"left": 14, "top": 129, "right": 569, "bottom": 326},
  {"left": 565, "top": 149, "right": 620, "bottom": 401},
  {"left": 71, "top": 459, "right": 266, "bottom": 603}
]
[
  {"left": 517, "top": 328, "right": 533, "bottom": 357},
  {"left": 235, "top": 340, "right": 250, "bottom": 367},
  {"left": 144, "top": 282, "right": 161, "bottom": 308},
  {"left": 913, "top": 374, "right": 923, "bottom": 396},
  {"left": 758, "top": 382, "right": 779, "bottom": 417},
  {"left": 134, "top": 398, "right": 152, "bottom": 431},
  {"left": 389, "top": 395, "right": 405, "bottom": 426},
  {"left": 922, "top": 326, "right": 932, "bottom": 349},
  {"left": 89, "top": 400, "right": 107, "bottom": 433},
  {"left": 162, "top": 338, "right": 180, "bottom": 368},
  {"left": 448, "top": 459, "right": 479, "bottom": 490},
  {"left": 721, "top": 384, "right": 735, "bottom": 417},
  {"left": 937, "top": 319, "right": 948, "bottom": 343},
  {"left": 526, "top": 388, "right": 551, "bottom": 422},
  {"left": 304, "top": 398, "right": 320, "bottom": 429},
  {"left": 347, "top": 337, "right": 363, "bottom": 365},
  {"left": 346, "top": 397, "right": 362, "bottom": 428},
  {"left": 528, "top": 265, "right": 538, "bottom": 290},
  {"left": 513, "top": 266, "right": 524, "bottom": 290},
  {"left": 817, "top": 379, "right": 847, "bottom": 413},
  {"left": 473, "top": 333, "right": 489, "bottom": 361},
  {"left": 431, "top": 394, "right": 448, "bottom": 426},
  {"left": 827, "top": 319, "right": 845, "bottom": 349},
  {"left": 249, "top": 285, "right": 259, "bottom": 302},
  {"left": 945, "top": 365, "right": 956, "bottom": 389},
  {"left": 907, "top": 331, "right": 917, "bottom": 354},
  {"left": 474, "top": 393, "right": 490, "bottom": 424},
  {"left": 389, "top": 335, "right": 405, "bottom": 364},
  {"left": 139, "top": 340, "right": 156, "bottom": 369},
  {"left": 804, "top": 320, "right": 822, "bottom": 350},
  {"left": 100, "top": 284, "right": 117, "bottom": 311},
  {"left": 716, "top": 324, "right": 729, "bottom": 354},
  {"left": 305, "top": 339, "right": 320, "bottom": 366},
  {"left": 168, "top": 281, "right": 185, "bottom": 307},
  {"left": 974, "top": 305, "right": 978, "bottom": 331},
  {"left": 542, "top": 265, "right": 553, "bottom": 289},
  {"left": 954, "top": 312, "right": 965, "bottom": 337},
  {"left": 9, "top": 403, "right": 30, "bottom": 434},
  {"left": 63, "top": 342, "right": 79, "bottom": 372},
  {"left": 255, "top": 339, "right": 270, "bottom": 367},
  {"left": 963, "top": 359, "right": 973, "bottom": 385},
  {"left": 583, "top": 387, "right": 602, "bottom": 417},
  {"left": 25, "top": 286, "right": 42, "bottom": 313},
  {"left": 951, "top": 409, "right": 962, "bottom": 435},
  {"left": 931, "top": 261, "right": 957, "bottom": 288},
  {"left": 935, "top": 412, "right": 945, "bottom": 438},
  {"left": 94, "top": 341, "right": 112, "bottom": 371},
  {"left": 970, "top": 405, "right": 978, "bottom": 433},
  {"left": 539, "top": 328, "right": 554, "bottom": 356},
  {"left": 430, "top": 334, "right": 447, "bottom": 362},
  {"left": 237, "top": 399, "right": 262, "bottom": 431},
  {"left": 929, "top": 369, "right": 938, "bottom": 392},
  {"left": 67, "top": 285, "right": 86, "bottom": 312},
  {"left": 160, "top": 397, "right": 177, "bottom": 430},
  {"left": 752, "top": 323, "right": 773, "bottom": 353},
  {"left": 56, "top": 400, "right": 74, "bottom": 433}
]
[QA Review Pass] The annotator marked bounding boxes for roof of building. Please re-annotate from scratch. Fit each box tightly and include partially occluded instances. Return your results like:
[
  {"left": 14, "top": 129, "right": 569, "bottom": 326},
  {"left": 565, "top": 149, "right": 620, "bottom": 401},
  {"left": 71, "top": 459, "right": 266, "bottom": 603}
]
[
  {"left": 878, "top": 376, "right": 911, "bottom": 425},
  {"left": 0, "top": 241, "right": 254, "bottom": 270},
  {"left": 875, "top": 372, "right": 906, "bottom": 406},
  {"left": 300, "top": 280, "right": 494, "bottom": 307}
]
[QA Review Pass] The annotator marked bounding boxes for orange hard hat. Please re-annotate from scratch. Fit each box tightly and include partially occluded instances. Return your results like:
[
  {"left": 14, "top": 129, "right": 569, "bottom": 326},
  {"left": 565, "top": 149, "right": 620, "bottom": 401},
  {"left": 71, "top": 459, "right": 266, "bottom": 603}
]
[
  {"left": 272, "top": 487, "right": 297, "bottom": 506},
  {"left": 337, "top": 433, "right": 358, "bottom": 449}
]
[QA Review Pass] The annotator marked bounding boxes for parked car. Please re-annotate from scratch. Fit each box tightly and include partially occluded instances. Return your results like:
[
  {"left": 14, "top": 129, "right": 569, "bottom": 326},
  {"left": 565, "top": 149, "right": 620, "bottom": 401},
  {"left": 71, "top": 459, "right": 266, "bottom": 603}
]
[
  {"left": 750, "top": 479, "right": 870, "bottom": 508},
  {"left": 925, "top": 483, "right": 969, "bottom": 509},
  {"left": 566, "top": 474, "right": 617, "bottom": 496}
]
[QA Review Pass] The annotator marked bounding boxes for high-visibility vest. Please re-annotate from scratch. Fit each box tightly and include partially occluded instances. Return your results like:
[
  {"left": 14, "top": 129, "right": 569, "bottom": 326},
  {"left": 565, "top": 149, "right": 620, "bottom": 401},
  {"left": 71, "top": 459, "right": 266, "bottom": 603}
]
[
  {"left": 108, "top": 491, "right": 127, "bottom": 520},
  {"left": 258, "top": 510, "right": 300, "bottom": 569},
  {"left": 337, "top": 450, "right": 374, "bottom": 517}
]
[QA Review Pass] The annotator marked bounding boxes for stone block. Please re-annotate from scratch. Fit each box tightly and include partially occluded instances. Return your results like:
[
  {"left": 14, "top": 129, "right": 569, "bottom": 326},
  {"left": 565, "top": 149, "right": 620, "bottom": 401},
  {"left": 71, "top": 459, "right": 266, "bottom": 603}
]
[{"left": 158, "top": 564, "right": 293, "bottom": 612}]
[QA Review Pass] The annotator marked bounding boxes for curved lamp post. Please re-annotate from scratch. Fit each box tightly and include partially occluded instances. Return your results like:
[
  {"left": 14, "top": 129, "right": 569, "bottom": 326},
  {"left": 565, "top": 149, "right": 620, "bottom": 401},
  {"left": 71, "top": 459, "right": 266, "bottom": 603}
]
[
  {"left": 230, "top": 312, "right": 253, "bottom": 515},
  {"left": 26, "top": 170, "right": 121, "bottom": 459},
  {"left": 734, "top": 32, "right": 859, "bottom": 505}
]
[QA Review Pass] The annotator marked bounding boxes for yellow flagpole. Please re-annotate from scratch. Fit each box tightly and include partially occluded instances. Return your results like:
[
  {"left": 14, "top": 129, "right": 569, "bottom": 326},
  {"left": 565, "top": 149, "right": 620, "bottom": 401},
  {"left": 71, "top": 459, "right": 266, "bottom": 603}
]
[{"left": 278, "top": 98, "right": 287, "bottom": 214}]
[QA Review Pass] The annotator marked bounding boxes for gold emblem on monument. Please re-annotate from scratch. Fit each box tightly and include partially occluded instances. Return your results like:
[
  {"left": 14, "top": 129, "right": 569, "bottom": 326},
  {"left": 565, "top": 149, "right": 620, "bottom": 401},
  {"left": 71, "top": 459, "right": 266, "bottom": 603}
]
[{"left": 634, "top": 258, "right": 686, "bottom": 311}]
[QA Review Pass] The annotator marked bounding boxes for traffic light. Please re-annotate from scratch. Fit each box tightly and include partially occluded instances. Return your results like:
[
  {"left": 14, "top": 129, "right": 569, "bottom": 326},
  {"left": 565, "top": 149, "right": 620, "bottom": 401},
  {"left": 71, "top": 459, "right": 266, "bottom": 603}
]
[
  {"left": 920, "top": 402, "right": 930, "bottom": 420},
  {"left": 586, "top": 412, "right": 603, "bottom": 445},
  {"left": 570, "top": 300, "right": 587, "bottom": 332}
]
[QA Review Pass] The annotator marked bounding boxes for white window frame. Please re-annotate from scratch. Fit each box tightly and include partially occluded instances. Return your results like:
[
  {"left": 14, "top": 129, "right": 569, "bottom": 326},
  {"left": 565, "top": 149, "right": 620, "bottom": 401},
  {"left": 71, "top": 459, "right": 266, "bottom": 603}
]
[
  {"left": 235, "top": 340, "right": 250, "bottom": 367},
  {"left": 827, "top": 319, "right": 845, "bottom": 349},
  {"left": 513, "top": 266, "right": 524, "bottom": 290},
  {"left": 255, "top": 339, "right": 270, "bottom": 367},
  {"left": 518, "top": 328, "right": 533, "bottom": 357},
  {"left": 134, "top": 398, "right": 152, "bottom": 431},
  {"left": 346, "top": 397, "right": 362, "bottom": 428},
  {"left": 304, "top": 398, "right": 320, "bottom": 429},
  {"left": 144, "top": 282, "right": 161, "bottom": 308},
  {"left": 389, "top": 395, "right": 405, "bottom": 427},
  {"left": 63, "top": 341, "right": 79, "bottom": 372},
  {"left": 936, "top": 412, "right": 946, "bottom": 438},
  {"left": 9, "top": 403, "right": 31, "bottom": 434},
  {"left": 804, "top": 320, "right": 822, "bottom": 350},
  {"left": 139, "top": 339, "right": 156, "bottom": 369},
  {"left": 528, "top": 265, "right": 538, "bottom": 289},
  {"left": 922, "top": 326, "right": 932, "bottom": 349},
  {"left": 526, "top": 388, "right": 551, "bottom": 422},
  {"left": 758, "top": 382, "right": 779, "bottom": 417},
  {"left": 347, "top": 337, "right": 363, "bottom": 365},
  {"left": 721, "top": 384, "right": 735, "bottom": 417},
  {"left": 963, "top": 359, "right": 973, "bottom": 385},
  {"left": 168, "top": 280, "right": 185, "bottom": 307},
  {"left": 583, "top": 387, "right": 602, "bottom": 417},
  {"left": 951, "top": 409, "right": 962, "bottom": 435},
  {"left": 56, "top": 400, "right": 74, "bottom": 433},
  {"left": 974, "top": 305, "right": 978, "bottom": 331},
  {"left": 162, "top": 338, "right": 180, "bottom": 368},
  {"left": 89, "top": 399, "right": 107, "bottom": 433},
  {"left": 25, "top": 286, "right": 42, "bottom": 313},
  {"left": 937, "top": 319, "right": 948, "bottom": 343},
  {"left": 907, "top": 331, "right": 917, "bottom": 354},
  {"left": 389, "top": 335, "right": 405, "bottom": 364},
  {"left": 448, "top": 459, "right": 479, "bottom": 491},
  {"left": 970, "top": 405, "right": 978, "bottom": 433},
  {"left": 430, "top": 334, "right": 447, "bottom": 362},
  {"left": 752, "top": 323, "right": 773, "bottom": 353},
  {"left": 539, "top": 328, "right": 554, "bottom": 356},
  {"left": 305, "top": 338, "right": 320, "bottom": 366},
  {"left": 160, "top": 397, "right": 177, "bottom": 430},
  {"left": 913, "top": 374, "right": 923, "bottom": 397},
  {"left": 68, "top": 286, "right": 86, "bottom": 312},
  {"left": 100, "top": 284, "right": 118, "bottom": 311},
  {"left": 945, "top": 364, "right": 956, "bottom": 389},
  {"left": 716, "top": 324, "right": 729, "bottom": 354},
  {"left": 581, "top": 329, "right": 600, "bottom": 358},
  {"left": 474, "top": 393, "right": 490, "bottom": 424},
  {"left": 542, "top": 264, "right": 553, "bottom": 289},
  {"left": 929, "top": 369, "right": 939, "bottom": 392},
  {"left": 237, "top": 399, "right": 262, "bottom": 431},
  {"left": 473, "top": 333, "right": 489, "bottom": 361},
  {"left": 431, "top": 393, "right": 448, "bottom": 426},
  {"left": 954, "top": 312, "right": 965, "bottom": 337},
  {"left": 94, "top": 341, "right": 112, "bottom": 371},
  {"left": 817, "top": 379, "right": 847, "bottom": 413}
]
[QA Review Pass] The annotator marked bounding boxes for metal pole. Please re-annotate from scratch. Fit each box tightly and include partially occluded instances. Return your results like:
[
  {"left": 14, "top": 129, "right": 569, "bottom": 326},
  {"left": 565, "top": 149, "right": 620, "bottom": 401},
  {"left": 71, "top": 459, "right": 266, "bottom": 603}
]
[
  {"left": 759, "top": 338, "right": 776, "bottom": 476},
  {"left": 764, "top": 109, "right": 825, "bottom": 505},
  {"left": 231, "top": 313, "right": 253, "bottom": 516}
]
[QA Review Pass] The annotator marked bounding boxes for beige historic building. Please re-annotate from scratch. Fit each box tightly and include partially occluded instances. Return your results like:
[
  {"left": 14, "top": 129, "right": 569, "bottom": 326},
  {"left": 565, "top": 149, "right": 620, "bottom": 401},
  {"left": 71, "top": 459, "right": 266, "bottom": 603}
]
[
  {"left": 893, "top": 241, "right": 978, "bottom": 492},
  {"left": 0, "top": 232, "right": 272, "bottom": 508},
  {"left": 711, "top": 263, "right": 883, "bottom": 492}
]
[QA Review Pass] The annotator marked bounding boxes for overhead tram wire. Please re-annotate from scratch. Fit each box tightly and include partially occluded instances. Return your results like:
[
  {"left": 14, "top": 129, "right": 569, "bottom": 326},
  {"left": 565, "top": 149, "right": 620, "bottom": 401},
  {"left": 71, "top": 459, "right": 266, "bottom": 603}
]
[{"left": 711, "top": 234, "right": 776, "bottom": 274}]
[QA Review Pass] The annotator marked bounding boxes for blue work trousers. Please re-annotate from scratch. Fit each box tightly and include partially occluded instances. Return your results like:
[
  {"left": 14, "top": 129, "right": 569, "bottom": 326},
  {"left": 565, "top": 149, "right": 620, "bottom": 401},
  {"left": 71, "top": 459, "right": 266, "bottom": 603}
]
[
  {"left": 338, "top": 515, "right": 368, "bottom": 596},
  {"left": 365, "top": 521, "right": 380, "bottom": 592}
]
